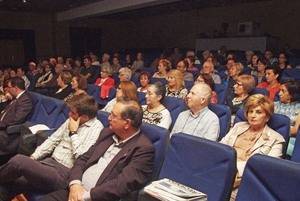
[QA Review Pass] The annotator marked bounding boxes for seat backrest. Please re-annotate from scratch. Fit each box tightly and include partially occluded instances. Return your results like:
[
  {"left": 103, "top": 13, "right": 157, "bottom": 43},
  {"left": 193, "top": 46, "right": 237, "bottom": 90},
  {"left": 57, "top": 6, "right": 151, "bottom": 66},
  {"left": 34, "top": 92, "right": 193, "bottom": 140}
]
[
  {"left": 137, "top": 91, "right": 146, "bottom": 105},
  {"left": 184, "top": 80, "right": 194, "bottom": 91},
  {"left": 162, "top": 96, "right": 187, "bottom": 129},
  {"left": 236, "top": 154, "right": 300, "bottom": 201},
  {"left": 234, "top": 108, "right": 290, "bottom": 143},
  {"left": 291, "top": 130, "right": 300, "bottom": 162},
  {"left": 87, "top": 84, "right": 116, "bottom": 106},
  {"left": 281, "top": 68, "right": 300, "bottom": 82},
  {"left": 208, "top": 104, "right": 231, "bottom": 140},
  {"left": 159, "top": 133, "right": 236, "bottom": 201},
  {"left": 96, "top": 110, "right": 169, "bottom": 178},
  {"left": 29, "top": 92, "right": 68, "bottom": 129},
  {"left": 214, "top": 83, "right": 227, "bottom": 104},
  {"left": 141, "top": 123, "right": 169, "bottom": 179}
]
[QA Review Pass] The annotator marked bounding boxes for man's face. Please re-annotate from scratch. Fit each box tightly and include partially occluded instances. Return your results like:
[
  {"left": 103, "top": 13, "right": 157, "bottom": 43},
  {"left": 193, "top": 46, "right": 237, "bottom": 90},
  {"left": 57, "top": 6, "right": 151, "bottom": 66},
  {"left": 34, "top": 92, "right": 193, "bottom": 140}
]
[
  {"left": 186, "top": 85, "right": 205, "bottom": 111},
  {"left": 16, "top": 68, "right": 24, "bottom": 77},
  {"left": 84, "top": 58, "right": 91, "bottom": 67},
  {"left": 7, "top": 82, "right": 18, "bottom": 97},
  {"left": 68, "top": 107, "right": 80, "bottom": 121},
  {"left": 108, "top": 103, "right": 127, "bottom": 135},
  {"left": 202, "top": 62, "right": 212, "bottom": 74}
]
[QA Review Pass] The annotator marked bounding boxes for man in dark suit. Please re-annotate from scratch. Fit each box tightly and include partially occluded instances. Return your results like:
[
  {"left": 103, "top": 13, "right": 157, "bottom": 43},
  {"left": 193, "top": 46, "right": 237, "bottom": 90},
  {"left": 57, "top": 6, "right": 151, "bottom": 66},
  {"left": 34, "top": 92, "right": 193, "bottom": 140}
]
[
  {"left": 0, "top": 77, "right": 33, "bottom": 158},
  {"left": 41, "top": 100, "right": 154, "bottom": 201}
]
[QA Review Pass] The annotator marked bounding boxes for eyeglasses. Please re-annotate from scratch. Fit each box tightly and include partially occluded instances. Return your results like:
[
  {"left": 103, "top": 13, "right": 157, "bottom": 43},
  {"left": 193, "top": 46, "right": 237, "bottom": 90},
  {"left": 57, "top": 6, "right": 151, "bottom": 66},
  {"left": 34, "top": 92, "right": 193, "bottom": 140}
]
[{"left": 235, "top": 82, "right": 243, "bottom": 87}]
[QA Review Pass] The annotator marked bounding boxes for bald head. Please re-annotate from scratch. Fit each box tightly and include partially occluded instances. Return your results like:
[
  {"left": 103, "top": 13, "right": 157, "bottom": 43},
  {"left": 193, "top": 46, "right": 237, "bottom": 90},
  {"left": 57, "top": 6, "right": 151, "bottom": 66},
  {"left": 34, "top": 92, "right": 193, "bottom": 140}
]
[{"left": 186, "top": 83, "right": 212, "bottom": 114}]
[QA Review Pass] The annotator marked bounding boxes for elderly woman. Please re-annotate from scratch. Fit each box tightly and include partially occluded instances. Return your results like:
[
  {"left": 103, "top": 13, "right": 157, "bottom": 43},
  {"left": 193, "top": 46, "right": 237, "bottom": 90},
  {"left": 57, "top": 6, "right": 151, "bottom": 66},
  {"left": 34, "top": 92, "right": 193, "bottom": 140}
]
[
  {"left": 176, "top": 60, "right": 194, "bottom": 81},
  {"left": 165, "top": 69, "right": 188, "bottom": 99},
  {"left": 221, "top": 94, "right": 285, "bottom": 198},
  {"left": 95, "top": 66, "right": 115, "bottom": 99},
  {"left": 102, "top": 81, "right": 138, "bottom": 113},
  {"left": 51, "top": 70, "right": 73, "bottom": 100},
  {"left": 137, "top": 72, "right": 151, "bottom": 93},
  {"left": 274, "top": 80, "right": 300, "bottom": 156},
  {"left": 64, "top": 75, "right": 87, "bottom": 101},
  {"left": 257, "top": 66, "right": 281, "bottom": 100},
  {"left": 142, "top": 82, "right": 172, "bottom": 129},
  {"left": 118, "top": 67, "right": 132, "bottom": 82},
  {"left": 228, "top": 75, "right": 256, "bottom": 114},
  {"left": 153, "top": 59, "right": 172, "bottom": 79}
]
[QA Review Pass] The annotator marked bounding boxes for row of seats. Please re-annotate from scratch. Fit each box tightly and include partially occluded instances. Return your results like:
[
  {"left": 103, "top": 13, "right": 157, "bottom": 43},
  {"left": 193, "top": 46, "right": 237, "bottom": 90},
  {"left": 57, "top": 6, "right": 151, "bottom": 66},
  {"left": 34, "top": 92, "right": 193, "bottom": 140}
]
[{"left": 12, "top": 92, "right": 300, "bottom": 201}]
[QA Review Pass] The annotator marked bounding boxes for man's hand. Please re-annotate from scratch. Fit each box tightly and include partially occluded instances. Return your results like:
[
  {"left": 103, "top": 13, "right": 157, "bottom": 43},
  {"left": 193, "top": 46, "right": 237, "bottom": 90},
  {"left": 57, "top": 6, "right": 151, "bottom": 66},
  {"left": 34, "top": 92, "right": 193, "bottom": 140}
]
[
  {"left": 69, "top": 117, "right": 80, "bottom": 133},
  {"left": 68, "top": 184, "right": 86, "bottom": 201}
]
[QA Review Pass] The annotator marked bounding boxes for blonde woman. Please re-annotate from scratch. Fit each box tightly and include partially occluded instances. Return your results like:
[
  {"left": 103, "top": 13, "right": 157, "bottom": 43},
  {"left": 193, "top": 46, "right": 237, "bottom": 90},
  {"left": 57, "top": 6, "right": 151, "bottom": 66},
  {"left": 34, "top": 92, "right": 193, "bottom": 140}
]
[
  {"left": 153, "top": 59, "right": 172, "bottom": 79},
  {"left": 165, "top": 69, "right": 188, "bottom": 99}
]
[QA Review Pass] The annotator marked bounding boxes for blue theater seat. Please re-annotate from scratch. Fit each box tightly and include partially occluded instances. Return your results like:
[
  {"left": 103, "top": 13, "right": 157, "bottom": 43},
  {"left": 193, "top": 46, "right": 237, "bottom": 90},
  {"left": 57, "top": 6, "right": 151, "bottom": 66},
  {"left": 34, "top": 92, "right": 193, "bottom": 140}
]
[
  {"left": 208, "top": 104, "right": 231, "bottom": 140},
  {"left": 236, "top": 154, "right": 300, "bottom": 201},
  {"left": 291, "top": 130, "right": 300, "bottom": 162},
  {"left": 87, "top": 84, "right": 116, "bottom": 107},
  {"left": 250, "top": 88, "right": 269, "bottom": 96},
  {"left": 214, "top": 83, "right": 227, "bottom": 104},
  {"left": 234, "top": 108, "right": 290, "bottom": 144},
  {"left": 162, "top": 96, "right": 187, "bottom": 129},
  {"left": 158, "top": 133, "right": 236, "bottom": 201}
]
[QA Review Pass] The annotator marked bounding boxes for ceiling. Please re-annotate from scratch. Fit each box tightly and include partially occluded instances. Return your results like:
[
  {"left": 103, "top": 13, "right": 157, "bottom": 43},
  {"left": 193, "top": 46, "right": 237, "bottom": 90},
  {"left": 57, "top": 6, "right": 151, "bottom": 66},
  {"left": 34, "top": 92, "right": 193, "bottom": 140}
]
[{"left": 0, "top": 0, "right": 271, "bottom": 17}]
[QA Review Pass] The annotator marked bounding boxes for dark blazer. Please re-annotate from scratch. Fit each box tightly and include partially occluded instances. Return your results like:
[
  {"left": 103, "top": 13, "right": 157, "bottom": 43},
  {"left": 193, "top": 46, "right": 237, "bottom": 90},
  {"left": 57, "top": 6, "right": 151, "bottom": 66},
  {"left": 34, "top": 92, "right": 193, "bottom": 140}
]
[
  {"left": 0, "top": 91, "right": 33, "bottom": 155},
  {"left": 51, "top": 85, "right": 72, "bottom": 100},
  {"left": 69, "top": 128, "right": 155, "bottom": 201},
  {"left": 0, "top": 91, "right": 33, "bottom": 129}
]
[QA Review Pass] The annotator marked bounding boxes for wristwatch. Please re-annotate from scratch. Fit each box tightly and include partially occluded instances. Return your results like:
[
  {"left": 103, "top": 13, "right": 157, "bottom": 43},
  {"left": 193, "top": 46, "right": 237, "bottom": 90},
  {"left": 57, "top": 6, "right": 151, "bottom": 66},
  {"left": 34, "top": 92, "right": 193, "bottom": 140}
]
[{"left": 69, "top": 131, "right": 77, "bottom": 137}]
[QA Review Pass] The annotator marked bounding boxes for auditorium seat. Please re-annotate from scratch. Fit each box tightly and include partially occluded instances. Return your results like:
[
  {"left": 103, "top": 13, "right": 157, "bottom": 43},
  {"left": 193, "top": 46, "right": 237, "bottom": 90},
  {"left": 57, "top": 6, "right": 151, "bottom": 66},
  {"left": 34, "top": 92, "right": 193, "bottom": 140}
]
[
  {"left": 214, "top": 83, "right": 227, "bottom": 104},
  {"left": 236, "top": 154, "right": 300, "bottom": 201},
  {"left": 86, "top": 84, "right": 116, "bottom": 107},
  {"left": 150, "top": 77, "right": 167, "bottom": 85},
  {"left": 208, "top": 104, "right": 231, "bottom": 140},
  {"left": 250, "top": 88, "right": 269, "bottom": 96},
  {"left": 162, "top": 96, "right": 187, "bottom": 129},
  {"left": 158, "top": 133, "right": 236, "bottom": 201},
  {"left": 291, "top": 130, "right": 300, "bottom": 163}
]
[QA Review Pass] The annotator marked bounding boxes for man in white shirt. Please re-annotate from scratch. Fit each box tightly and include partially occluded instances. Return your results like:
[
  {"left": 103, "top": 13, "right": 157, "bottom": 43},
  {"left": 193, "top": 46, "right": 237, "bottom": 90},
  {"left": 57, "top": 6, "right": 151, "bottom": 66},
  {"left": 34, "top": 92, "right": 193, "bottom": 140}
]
[
  {"left": 171, "top": 83, "right": 220, "bottom": 141},
  {"left": 0, "top": 94, "right": 104, "bottom": 200}
]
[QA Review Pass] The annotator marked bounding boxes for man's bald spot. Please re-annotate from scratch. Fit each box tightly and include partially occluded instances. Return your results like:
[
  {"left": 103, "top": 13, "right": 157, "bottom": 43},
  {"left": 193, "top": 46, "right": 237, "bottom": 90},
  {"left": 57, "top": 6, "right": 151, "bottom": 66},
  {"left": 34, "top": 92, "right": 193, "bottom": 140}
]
[{"left": 192, "top": 83, "right": 212, "bottom": 100}]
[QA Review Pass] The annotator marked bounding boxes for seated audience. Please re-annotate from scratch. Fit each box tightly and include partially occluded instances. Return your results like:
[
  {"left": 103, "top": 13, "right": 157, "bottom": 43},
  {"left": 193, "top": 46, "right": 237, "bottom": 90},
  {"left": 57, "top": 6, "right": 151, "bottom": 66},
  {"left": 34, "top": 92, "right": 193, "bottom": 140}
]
[
  {"left": 171, "top": 83, "right": 220, "bottom": 140},
  {"left": 100, "top": 53, "right": 111, "bottom": 69},
  {"left": 165, "top": 69, "right": 188, "bottom": 99},
  {"left": 152, "top": 59, "right": 171, "bottom": 79},
  {"left": 253, "top": 57, "right": 267, "bottom": 84},
  {"left": 176, "top": 60, "right": 194, "bottom": 81},
  {"left": 137, "top": 72, "right": 151, "bottom": 93},
  {"left": 247, "top": 53, "right": 259, "bottom": 73},
  {"left": 51, "top": 71, "right": 73, "bottom": 100},
  {"left": 257, "top": 66, "right": 281, "bottom": 100},
  {"left": 274, "top": 80, "right": 300, "bottom": 156},
  {"left": 245, "top": 50, "right": 254, "bottom": 66},
  {"left": 225, "top": 62, "right": 244, "bottom": 105},
  {"left": 142, "top": 82, "right": 172, "bottom": 129},
  {"left": 0, "top": 77, "right": 33, "bottom": 164},
  {"left": 35, "top": 64, "right": 53, "bottom": 88},
  {"left": 64, "top": 75, "right": 87, "bottom": 102},
  {"left": 0, "top": 94, "right": 104, "bottom": 200},
  {"left": 228, "top": 75, "right": 256, "bottom": 114},
  {"left": 278, "top": 52, "right": 292, "bottom": 70},
  {"left": 80, "top": 56, "right": 99, "bottom": 84},
  {"left": 102, "top": 81, "right": 138, "bottom": 113},
  {"left": 131, "top": 52, "right": 144, "bottom": 73},
  {"left": 124, "top": 53, "right": 132, "bottom": 68},
  {"left": 95, "top": 66, "right": 115, "bottom": 99},
  {"left": 111, "top": 57, "right": 121, "bottom": 74},
  {"left": 118, "top": 67, "right": 132, "bottom": 82},
  {"left": 200, "top": 61, "right": 221, "bottom": 84},
  {"left": 195, "top": 73, "right": 218, "bottom": 104},
  {"left": 264, "top": 50, "right": 278, "bottom": 65},
  {"left": 221, "top": 94, "right": 285, "bottom": 198},
  {"left": 16, "top": 67, "right": 30, "bottom": 90},
  {"left": 40, "top": 100, "right": 154, "bottom": 201}
]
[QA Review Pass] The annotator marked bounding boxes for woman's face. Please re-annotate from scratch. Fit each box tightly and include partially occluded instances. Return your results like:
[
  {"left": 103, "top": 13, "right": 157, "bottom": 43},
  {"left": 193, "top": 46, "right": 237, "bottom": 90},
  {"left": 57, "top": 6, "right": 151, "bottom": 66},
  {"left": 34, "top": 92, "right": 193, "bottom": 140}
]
[
  {"left": 140, "top": 75, "right": 149, "bottom": 88},
  {"left": 278, "top": 53, "right": 287, "bottom": 64},
  {"left": 71, "top": 77, "right": 79, "bottom": 90},
  {"left": 9, "top": 70, "right": 16, "bottom": 78},
  {"left": 252, "top": 55, "right": 258, "bottom": 66},
  {"left": 137, "top": 53, "right": 142, "bottom": 60},
  {"left": 247, "top": 106, "right": 268, "bottom": 128},
  {"left": 116, "top": 85, "right": 124, "bottom": 99},
  {"left": 158, "top": 62, "right": 166, "bottom": 73},
  {"left": 176, "top": 61, "right": 186, "bottom": 73},
  {"left": 265, "top": 69, "right": 278, "bottom": 83},
  {"left": 257, "top": 61, "right": 266, "bottom": 73},
  {"left": 101, "top": 69, "right": 109, "bottom": 78},
  {"left": 146, "top": 85, "right": 161, "bottom": 106},
  {"left": 167, "top": 74, "right": 177, "bottom": 88},
  {"left": 228, "top": 65, "right": 238, "bottom": 77},
  {"left": 279, "top": 84, "right": 291, "bottom": 104},
  {"left": 234, "top": 81, "right": 245, "bottom": 96}
]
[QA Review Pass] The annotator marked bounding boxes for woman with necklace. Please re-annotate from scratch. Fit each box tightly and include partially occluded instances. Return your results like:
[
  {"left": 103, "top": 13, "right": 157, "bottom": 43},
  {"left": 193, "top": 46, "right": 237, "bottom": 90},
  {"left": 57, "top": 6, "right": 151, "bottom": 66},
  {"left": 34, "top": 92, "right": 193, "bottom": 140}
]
[
  {"left": 274, "top": 80, "right": 300, "bottom": 156},
  {"left": 165, "top": 69, "right": 188, "bottom": 99},
  {"left": 142, "top": 82, "right": 172, "bottom": 130},
  {"left": 221, "top": 94, "right": 285, "bottom": 200}
]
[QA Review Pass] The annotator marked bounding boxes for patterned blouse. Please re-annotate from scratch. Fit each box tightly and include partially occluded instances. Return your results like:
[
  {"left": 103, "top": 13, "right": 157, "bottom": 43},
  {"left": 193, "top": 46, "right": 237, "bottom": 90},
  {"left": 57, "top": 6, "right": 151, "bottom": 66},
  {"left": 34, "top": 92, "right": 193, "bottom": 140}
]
[
  {"left": 165, "top": 86, "right": 188, "bottom": 99},
  {"left": 142, "top": 105, "right": 172, "bottom": 130}
]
